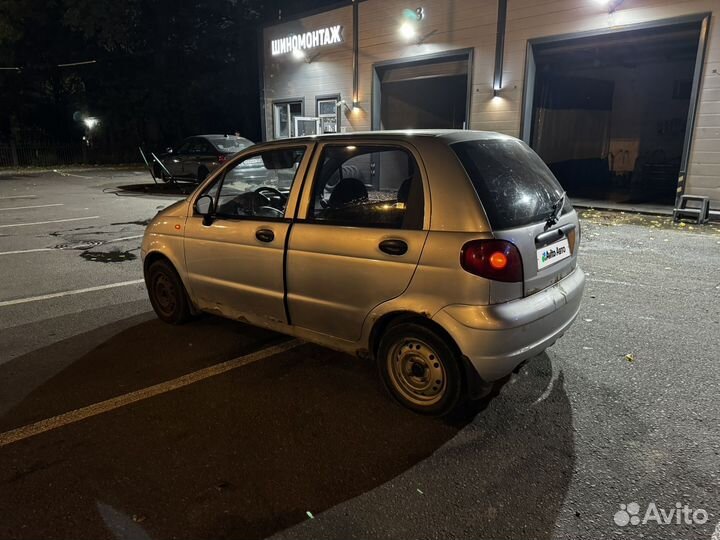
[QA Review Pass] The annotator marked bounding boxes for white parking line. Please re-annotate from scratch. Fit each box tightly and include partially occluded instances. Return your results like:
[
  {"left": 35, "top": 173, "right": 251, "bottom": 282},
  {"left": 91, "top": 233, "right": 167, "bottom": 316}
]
[
  {"left": 0, "top": 195, "right": 38, "bottom": 200},
  {"left": 0, "top": 203, "right": 64, "bottom": 212},
  {"left": 0, "top": 248, "right": 55, "bottom": 256},
  {"left": 0, "top": 279, "right": 145, "bottom": 307},
  {"left": 0, "top": 340, "right": 301, "bottom": 448},
  {"left": 105, "top": 234, "right": 144, "bottom": 243},
  {"left": 0, "top": 235, "right": 144, "bottom": 256},
  {"left": 0, "top": 216, "right": 99, "bottom": 228}
]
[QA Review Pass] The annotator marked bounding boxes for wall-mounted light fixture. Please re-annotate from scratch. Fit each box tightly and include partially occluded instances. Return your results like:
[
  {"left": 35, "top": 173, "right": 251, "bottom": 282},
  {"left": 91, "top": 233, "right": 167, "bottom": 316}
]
[
  {"left": 399, "top": 7, "right": 427, "bottom": 43},
  {"left": 492, "top": 0, "right": 507, "bottom": 97},
  {"left": 338, "top": 99, "right": 361, "bottom": 114},
  {"left": 595, "top": 0, "right": 624, "bottom": 13},
  {"left": 291, "top": 49, "right": 322, "bottom": 63}
]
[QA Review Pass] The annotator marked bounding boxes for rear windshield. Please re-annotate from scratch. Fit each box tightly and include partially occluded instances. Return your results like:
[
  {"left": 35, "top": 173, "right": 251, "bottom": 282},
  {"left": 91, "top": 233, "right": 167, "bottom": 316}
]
[
  {"left": 451, "top": 139, "right": 568, "bottom": 230},
  {"left": 208, "top": 137, "right": 252, "bottom": 154}
]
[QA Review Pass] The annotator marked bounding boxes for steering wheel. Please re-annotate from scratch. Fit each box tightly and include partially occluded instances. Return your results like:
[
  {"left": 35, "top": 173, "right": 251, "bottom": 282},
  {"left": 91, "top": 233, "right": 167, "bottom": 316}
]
[{"left": 254, "top": 186, "right": 287, "bottom": 204}]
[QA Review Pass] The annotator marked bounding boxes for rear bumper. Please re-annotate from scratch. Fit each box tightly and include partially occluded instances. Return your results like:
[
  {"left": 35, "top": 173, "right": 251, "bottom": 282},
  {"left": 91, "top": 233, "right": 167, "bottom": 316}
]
[{"left": 432, "top": 267, "right": 585, "bottom": 381}]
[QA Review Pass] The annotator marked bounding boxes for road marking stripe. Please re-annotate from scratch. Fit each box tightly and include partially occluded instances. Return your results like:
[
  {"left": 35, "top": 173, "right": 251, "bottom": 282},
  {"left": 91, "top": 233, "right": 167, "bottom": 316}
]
[
  {"left": 105, "top": 234, "right": 144, "bottom": 243},
  {"left": 0, "top": 203, "right": 64, "bottom": 211},
  {"left": 0, "top": 248, "right": 55, "bottom": 256},
  {"left": 53, "top": 170, "right": 93, "bottom": 179},
  {"left": 0, "top": 340, "right": 301, "bottom": 448},
  {"left": 0, "top": 235, "right": 144, "bottom": 256},
  {"left": 0, "top": 195, "right": 38, "bottom": 200},
  {"left": 0, "top": 279, "right": 145, "bottom": 307},
  {"left": 0, "top": 216, "right": 99, "bottom": 228}
]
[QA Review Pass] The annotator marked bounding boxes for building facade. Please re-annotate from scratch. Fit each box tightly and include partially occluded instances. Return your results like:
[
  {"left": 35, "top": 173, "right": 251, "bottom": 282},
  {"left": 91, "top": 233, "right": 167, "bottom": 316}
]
[{"left": 261, "top": 0, "right": 719, "bottom": 207}]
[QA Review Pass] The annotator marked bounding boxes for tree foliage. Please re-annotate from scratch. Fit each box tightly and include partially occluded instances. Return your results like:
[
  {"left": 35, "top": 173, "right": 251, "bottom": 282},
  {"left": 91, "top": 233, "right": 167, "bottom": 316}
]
[{"left": 0, "top": 0, "right": 345, "bottom": 155}]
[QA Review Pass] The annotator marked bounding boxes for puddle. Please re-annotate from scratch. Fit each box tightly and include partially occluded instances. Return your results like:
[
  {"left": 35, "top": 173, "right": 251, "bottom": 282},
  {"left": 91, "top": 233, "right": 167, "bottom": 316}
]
[
  {"left": 80, "top": 250, "right": 138, "bottom": 263},
  {"left": 109, "top": 219, "right": 151, "bottom": 227}
]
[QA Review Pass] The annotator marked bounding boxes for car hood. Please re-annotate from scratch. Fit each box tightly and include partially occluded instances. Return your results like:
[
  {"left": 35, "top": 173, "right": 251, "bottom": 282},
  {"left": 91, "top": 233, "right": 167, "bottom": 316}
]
[{"left": 156, "top": 199, "right": 190, "bottom": 218}]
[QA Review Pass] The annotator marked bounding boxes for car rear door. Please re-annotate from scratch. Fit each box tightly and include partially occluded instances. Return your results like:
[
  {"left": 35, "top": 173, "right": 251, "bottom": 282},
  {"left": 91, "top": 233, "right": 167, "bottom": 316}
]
[
  {"left": 451, "top": 137, "right": 579, "bottom": 302},
  {"left": 167, "top": 138, "right": 192, "bottom": 177},
  {"left": 286, "top": 141, "right": 429, "bottom": 342},
  {"left": 183, "top": 143, "right": 313, "bottom": 323}
]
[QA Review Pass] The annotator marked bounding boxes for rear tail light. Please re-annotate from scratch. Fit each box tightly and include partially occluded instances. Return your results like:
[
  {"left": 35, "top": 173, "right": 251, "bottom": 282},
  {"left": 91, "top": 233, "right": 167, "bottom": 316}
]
[
  {"left": 461, "top": 239, "right": 523, "bottom": 282},
  {"left": 218, "top": 154, "right": 227, "bottom": 163}
]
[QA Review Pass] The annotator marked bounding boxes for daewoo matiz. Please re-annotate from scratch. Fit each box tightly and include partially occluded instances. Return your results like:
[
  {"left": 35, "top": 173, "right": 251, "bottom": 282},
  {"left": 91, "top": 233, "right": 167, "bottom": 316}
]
[{"left": 142, "top": 130, "right": 585, "bottom": 416}]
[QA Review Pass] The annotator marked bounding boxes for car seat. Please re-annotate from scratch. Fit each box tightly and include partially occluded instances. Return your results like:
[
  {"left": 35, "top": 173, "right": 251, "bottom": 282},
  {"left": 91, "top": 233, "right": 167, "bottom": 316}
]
[{"left": 328, "top": 178, "right": 368, "bottom": 208}]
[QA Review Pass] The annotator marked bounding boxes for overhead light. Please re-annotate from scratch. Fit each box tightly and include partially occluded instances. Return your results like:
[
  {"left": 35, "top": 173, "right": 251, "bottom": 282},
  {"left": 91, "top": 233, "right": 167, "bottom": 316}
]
[
  {"left": 346, "top": 145, "right": 357, "bottom": 150},
  {"left": 83, "top": 117, "right": 99, "bottom": 129},
  {"left": 292, "top": 49, "right": 306, "bottom": 61},
  {"left": 399, "top": 22, "right": 417, "bottom": 40}
]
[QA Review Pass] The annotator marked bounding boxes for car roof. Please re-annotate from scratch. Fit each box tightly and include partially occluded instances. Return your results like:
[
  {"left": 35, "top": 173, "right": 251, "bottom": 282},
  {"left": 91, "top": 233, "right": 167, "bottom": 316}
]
[
  {"left": 198, "top": 134, "right": 251, "bottom": 140},
  {"left": 280, "top": 129, "right": 517, "bottom": 145}
]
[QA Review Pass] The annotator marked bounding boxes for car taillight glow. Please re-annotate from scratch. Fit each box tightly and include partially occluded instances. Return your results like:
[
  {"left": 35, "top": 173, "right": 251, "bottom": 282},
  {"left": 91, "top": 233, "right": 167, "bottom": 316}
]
[
  {"left": 461, "top": 239, "right": 523, "bottom": 282},
  {"left": 218, "top": 154, "right": 227, "bottom": 163},
  {"left": 489, "top": 251, "right": 507, "bottom": 270}
]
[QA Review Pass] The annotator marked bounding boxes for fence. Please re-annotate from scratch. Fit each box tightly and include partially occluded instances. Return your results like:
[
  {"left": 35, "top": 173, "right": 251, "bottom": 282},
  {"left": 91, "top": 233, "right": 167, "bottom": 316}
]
[{"left": 0, "top": 140, "right": 140, "bottom": 168}]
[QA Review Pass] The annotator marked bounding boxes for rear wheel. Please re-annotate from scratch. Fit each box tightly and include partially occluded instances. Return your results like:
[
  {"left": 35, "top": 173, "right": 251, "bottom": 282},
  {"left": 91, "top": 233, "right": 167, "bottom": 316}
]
[
  {"left": 377, "top": 323, "right": 464, "bottom": 416},
  {"left": 146, "top": 259, "right": 192, "bottom": 324}
]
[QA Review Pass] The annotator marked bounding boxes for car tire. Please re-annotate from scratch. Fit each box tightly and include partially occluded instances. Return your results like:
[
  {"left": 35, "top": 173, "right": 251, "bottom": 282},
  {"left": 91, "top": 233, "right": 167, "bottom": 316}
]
[
  {"left": 146, "top": 259, "right": 192, "bottom": 324},
  {"left": 377, "top": 322, "right": 464, "bottom": 416},
  {"left": 197, "top": 167, "right": 209, "bottom": 184}
]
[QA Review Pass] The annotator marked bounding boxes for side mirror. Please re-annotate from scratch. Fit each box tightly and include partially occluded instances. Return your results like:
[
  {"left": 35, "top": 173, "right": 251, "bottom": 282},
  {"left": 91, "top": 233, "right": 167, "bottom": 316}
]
[{"left": 195, "top": 195, "right": 214, "bottom": 217}]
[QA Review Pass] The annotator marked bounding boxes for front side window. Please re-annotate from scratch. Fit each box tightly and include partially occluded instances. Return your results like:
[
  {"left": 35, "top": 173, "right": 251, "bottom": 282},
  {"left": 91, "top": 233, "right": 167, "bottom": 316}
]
[
  {"left": 175, "top": 139, "right": 193, "bottom": 154},
  {"left": 307, "top": 145, "right": 424, "bottom": 229},
  {"left": 198, "top": 148, "right": 305, "bottom": 220}
]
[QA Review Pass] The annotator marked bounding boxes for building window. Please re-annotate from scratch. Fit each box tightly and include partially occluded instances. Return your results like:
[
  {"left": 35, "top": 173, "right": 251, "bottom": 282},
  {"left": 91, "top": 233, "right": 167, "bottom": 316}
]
[
  {"left": 273, "top": 101, "right": 303, "bottom": 139},
  {"left": 316, "top": 97, "right": 340, "bottom": 134}
]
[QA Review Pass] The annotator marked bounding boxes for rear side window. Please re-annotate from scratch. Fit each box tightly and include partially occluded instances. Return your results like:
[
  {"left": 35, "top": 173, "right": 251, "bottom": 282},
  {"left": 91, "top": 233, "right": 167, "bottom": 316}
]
[
  {"left": 451, "top": 139, "right": 568, "bottom": 230},
  {"left": 307, "top": 145, "right": 424, "bottom": 230}
]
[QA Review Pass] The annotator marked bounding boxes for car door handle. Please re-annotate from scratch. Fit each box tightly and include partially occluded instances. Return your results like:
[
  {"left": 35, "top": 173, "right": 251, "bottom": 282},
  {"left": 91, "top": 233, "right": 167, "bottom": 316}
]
[
  {"left": 256, "top": 228, "right": 274, "bottom": 243},
  {"left": 379, "top": 239, "right": 408, "bottom": 256}
]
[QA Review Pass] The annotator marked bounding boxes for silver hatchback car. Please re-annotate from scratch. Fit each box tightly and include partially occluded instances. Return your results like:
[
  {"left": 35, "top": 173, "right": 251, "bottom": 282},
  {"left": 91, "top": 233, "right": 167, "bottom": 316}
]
[{"left": 142, "top": 130, "right": 585, "bottom": 416}]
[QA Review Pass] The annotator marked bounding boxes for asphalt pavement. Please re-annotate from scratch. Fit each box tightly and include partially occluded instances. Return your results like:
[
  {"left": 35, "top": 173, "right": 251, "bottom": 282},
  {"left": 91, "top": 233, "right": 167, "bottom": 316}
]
[{"left": 0, "top": 169, "right": 718, "bottom": 540}]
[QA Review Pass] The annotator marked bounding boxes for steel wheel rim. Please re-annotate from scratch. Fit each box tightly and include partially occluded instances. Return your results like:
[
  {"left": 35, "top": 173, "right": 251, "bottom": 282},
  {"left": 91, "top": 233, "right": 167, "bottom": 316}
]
[
  {"left": 387, "top": 338, "right": 447, "bottom": 406},
  {"left": 153, "top": 273, "right": 177, "bottom": 316}
]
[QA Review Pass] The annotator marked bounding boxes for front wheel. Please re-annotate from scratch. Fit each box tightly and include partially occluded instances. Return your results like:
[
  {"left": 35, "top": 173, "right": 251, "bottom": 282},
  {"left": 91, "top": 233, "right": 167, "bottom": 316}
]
[
  {"left": 146, "top": 259, "right": 192, "bottom": 324},
  {"left": 377, "top": 323, "right": 464, "bottom": 416}
]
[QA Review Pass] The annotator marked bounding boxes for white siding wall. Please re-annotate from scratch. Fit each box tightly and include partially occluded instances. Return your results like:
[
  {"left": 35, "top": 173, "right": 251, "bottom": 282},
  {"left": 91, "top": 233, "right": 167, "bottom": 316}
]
[{"left": 262, "top": 0, "right": 719, "bottom": 204}]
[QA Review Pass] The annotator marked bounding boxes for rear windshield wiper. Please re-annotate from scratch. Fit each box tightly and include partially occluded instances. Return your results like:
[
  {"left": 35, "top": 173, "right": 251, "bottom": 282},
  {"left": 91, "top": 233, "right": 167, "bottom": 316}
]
[{"left": 545, "top": 191, "right": 566, "bottom": 228}]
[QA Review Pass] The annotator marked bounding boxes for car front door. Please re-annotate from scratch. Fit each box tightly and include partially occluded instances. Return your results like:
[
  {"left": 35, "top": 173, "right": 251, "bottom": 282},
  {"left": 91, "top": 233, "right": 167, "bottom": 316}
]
[
  {"left": 286, "top": 141, "right": 429, "bottom": 342},
  {"left": 183, "top": 144, "right": 313, "bottom": 324},
  {"left": 181, "top": 138, "right": 204, "bottom": 179},
  {"left": 167, "top": 139, "right": 191, "bottom": 177}
]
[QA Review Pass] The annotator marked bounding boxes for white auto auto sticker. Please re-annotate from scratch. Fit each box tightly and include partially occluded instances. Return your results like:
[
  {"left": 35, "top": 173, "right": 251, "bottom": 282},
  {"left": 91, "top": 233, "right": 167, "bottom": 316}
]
[{"left": 537, "top": 238, "right": 571, "bottom": 270}]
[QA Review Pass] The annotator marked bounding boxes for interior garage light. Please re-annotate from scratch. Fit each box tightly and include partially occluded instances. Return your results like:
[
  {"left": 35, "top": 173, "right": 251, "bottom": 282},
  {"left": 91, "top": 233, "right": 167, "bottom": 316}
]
[
  {"left": 292, "top": 49, "right": 306, "bottom": 61},
  {"left": 399, "top": 22, "right": 417, "bottom": 40}
]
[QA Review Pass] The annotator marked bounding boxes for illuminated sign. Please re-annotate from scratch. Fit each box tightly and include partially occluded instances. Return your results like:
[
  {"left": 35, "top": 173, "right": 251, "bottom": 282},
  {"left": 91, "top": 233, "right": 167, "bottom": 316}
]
[{"left": 271, "top": 26, "right": 343, "bottom": 56}]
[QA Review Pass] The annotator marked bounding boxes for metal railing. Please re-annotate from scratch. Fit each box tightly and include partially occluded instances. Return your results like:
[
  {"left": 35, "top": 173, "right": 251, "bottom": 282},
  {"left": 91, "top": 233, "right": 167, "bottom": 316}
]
[{"left": 0, "top": 141, "right": 140, "bottom": 168}]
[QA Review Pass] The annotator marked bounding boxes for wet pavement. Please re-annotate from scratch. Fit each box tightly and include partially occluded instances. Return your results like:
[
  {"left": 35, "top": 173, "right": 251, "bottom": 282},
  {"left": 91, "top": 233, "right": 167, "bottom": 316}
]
[{"left": 0, "top": 169, "right": 718, "bottom": 540}]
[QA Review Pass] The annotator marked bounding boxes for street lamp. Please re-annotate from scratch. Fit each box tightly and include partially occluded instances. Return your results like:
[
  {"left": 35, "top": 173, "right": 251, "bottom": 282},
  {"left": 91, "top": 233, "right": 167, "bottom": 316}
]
[{"left": 83, "top": 117, "right": 99, "bottom": 130}]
